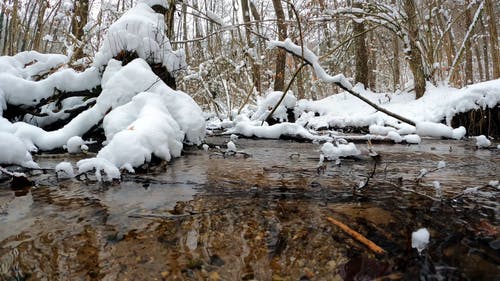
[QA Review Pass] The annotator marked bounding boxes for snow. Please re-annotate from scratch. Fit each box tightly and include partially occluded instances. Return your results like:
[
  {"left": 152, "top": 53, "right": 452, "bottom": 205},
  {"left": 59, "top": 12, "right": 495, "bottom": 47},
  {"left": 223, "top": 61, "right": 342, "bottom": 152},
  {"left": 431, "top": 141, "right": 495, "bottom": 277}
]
[
  {"left": 227, "top": 141, "right": 237, "bottom": 152},
  {"left": 229, "top": 120, "right": 329, "bottom": 141},
  {"left": 403, "top": 134, "right": 421, "bottom": 144},
  {"left": 433, "top": 181, "right": 442, "bottom": 198},
  {"left": 207, "top": 10, "right": 225, "bottom": 26},
  {"left": 65, "top": 136, "right": 88, "bottom": 153},
  {"left": 55, "top": 162, "right": 75, "bottom": 179},
  {"left": 251, "top": 91, "right": 297, "bottom": 122},
  {"left": 475, "top": 135, "right": 491, "bottom": 148},
  {"left": 93, "top": 2, "right": 186, "bottom": 74},
  {"left": 202, "top": 144, "right": 209, "bottom": 151},
  {"left": 0, "top": 52, "right": 99, "bottom": 107},
  {"left": 0, "top": 132, "right": 39, "bottom": 168},
  {"left": 387, "top": 131, "right": 403, "bottom": 143},
  {"left": 437, "top": 161, "right": 446, "bottom": 169},
  {"left": 320, "top": 142, "right": 360, "bottom": 160},
  {"left": 268, "top": 39, "right": 352, "bottom": 90},
  {"left": 412, "top": 228, "right": 430, "bottom": 254},
  {"left": 416, "top": 122, "right": 465, "bottom": 140},
  {"left": 295, "top": 80, "right": 500, "bottom": 140}
]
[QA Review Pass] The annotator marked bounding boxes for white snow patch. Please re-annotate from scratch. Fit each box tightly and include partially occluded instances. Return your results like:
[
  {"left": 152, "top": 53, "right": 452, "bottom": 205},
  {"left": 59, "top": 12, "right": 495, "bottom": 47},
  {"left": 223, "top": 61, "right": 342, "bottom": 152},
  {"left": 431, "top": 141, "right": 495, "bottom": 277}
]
[
  {"left": 55, "top": 162, "right": 75, "bottom": 179},
  {"left": 320, "top": 142, "right": 360, "bottom": 160},
  {"left": 387, "top": 131, "right": 403, "bottom": 143},
  {"left": 475, "top": 135, "right": 491, "bottom": 148},
  {"left": 437, "top": 161, "right": 446, "bottom": 169},
  {"left": 403, "top": 134, "right": 421, "bottom": 144},
  {"left": 412, "top": 228, "right": 430, "bottom": 254},
  {"left": 93, "top": 2, "right": 185, "bottom": 73},
  {"left": 0, "top": 132, "right": 39, "bottom": 168},
  {"left": 251, "top": 91, "right": 297, "bottom": 122},
  {"left": 227, "top": 141, "right": 237, "bottom": 152},
  {"left": 66, "top": 136, "right": 88, "bottom": 153}
]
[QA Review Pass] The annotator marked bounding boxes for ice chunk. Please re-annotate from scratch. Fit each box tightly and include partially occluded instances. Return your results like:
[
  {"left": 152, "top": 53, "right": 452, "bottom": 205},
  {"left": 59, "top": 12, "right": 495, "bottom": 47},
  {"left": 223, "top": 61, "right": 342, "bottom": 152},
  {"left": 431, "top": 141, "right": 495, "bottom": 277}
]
[
  {"left": 387, "top": 131, "right": 403, "bottom": 143},
  {"left": 55, "top": 161, "right": 75, "bottom": 179},
  {"left": 451, "top": 126, "right": 466, "bottom": 140},
  {"left": 437, "top": 161, "right": 446, "bottom": 169},
  {"left": 321, "top": 142, "right": 360, "bottom": 160},
  {"left": 202, "top": 144, "right": 209, "bottom": 151},
  {"left": 404, "top": 134, "right": 421, "bottom": 144},
  {"left": 411, "top": 228, "right": 430, "bottom": 254},
  {"left": 475, "top": 135, "right": 491, "bottom": 148},
  {"left": 227, "top": 141, "right": 237, "bottom": 152},
  {"left": 433, "top": 181, "right": 442, "bottom": 198}
]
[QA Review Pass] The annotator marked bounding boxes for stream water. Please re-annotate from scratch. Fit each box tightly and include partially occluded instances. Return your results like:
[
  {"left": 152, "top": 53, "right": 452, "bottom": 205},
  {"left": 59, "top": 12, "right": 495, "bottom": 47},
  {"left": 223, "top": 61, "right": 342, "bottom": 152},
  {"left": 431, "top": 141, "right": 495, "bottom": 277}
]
[{"left": 0, "top": 136, "right": 498, "bottom": 280}]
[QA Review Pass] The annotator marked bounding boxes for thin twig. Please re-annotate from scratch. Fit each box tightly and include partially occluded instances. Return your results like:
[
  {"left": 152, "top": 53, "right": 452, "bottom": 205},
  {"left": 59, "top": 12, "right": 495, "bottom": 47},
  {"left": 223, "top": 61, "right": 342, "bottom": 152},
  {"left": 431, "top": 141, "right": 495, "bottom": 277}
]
[{"left": 326, "top": 216, "right": 386, "bottom": 254}]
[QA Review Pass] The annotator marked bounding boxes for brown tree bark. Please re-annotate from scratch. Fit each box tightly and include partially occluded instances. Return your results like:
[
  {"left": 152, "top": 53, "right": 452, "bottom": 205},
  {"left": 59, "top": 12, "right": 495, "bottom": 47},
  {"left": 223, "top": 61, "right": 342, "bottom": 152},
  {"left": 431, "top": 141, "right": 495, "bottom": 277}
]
[
  {"left": 480, "top": 18, "right": 490, "bottom": 81},
  {"left": 485, "top": 0, "right": 499, "bottom": 78},
  {"left": 33, "top": 1, "right": 48, "bottom": 51},
  {"left": 353, "top": 2, "right": 368, "bottom": 87},
  {"left": 392, "top": 35, "right": 401, "bottom": 91},
  {"left": 464, "top": 0, "right": 473, "bottom": 85},
  {"left": 403, "top": 0, "right": 426, "bottom": 98},
  {"left": 272, "top": 0, "right": 287, "bottom": 92},
  {"left": 241, "top": 0, "right": 261, "bottom": 93},
  {"left": 71, "top": 0, "right": 89, "bottom": 60}
]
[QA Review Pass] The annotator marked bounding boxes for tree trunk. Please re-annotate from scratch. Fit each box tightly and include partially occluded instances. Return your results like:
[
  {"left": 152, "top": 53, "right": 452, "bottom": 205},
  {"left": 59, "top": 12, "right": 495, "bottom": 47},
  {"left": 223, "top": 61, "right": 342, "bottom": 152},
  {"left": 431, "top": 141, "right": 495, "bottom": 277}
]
[
  {"left": 71, "top": 0, "right": 89, "bottom": 60},
  {"left": 465, "top": 0, "right": 473, "bottom": 85},
  {"left": 353, "top": 2, "right": 368, "bottom": 87},
  {"left": 165, "top": 0, "right": 176, "bottom": 40},
  {"left": 272, "top": 0, "right": 287, "bottom": 92},
  {"left": 480, "top": 18, "right": 490, "bottom": 80},
  {"left": 485, "top": 0, "right": 499, "bottom": 78},
  {"left": 392, "top": 35, "right": 400, "bottom": 91},
  {"left": 33, "top": 1, "right": 48, "bottom": 51},
  {"left": 403, "top": 0, "right": 426, "bottom": 98},
  {"left": 241, "top": 0, "right": 261, "bottom": 93}
]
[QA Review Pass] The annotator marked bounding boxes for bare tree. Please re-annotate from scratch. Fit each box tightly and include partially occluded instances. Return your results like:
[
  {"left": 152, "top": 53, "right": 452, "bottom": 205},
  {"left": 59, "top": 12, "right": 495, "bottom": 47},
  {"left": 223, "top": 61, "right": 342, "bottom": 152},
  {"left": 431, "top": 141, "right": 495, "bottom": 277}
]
[
  {"left": 353, "top": 1, "right": 368, "bottom": 87},
  {"left": 272, "top": 0, "right": 287, "bottom": 91}
]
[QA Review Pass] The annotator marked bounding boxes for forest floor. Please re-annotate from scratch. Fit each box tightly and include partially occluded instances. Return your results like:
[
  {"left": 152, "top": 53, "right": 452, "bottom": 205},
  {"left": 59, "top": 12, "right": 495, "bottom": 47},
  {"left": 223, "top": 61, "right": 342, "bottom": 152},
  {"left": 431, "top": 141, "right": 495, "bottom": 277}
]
[{"left": 0, "top": 136, "right": 499, "bottom": 280}]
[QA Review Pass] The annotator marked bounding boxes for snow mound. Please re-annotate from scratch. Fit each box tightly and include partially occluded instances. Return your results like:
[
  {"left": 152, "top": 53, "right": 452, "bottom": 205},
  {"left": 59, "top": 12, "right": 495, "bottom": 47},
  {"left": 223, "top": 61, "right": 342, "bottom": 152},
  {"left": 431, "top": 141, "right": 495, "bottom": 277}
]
[
  {"left": 321, "top": 142, "right": 360, "bottom": 160},
  {"left": 251, "top": 91, "right": 297, "bottom": 122},
  {"left": 55, "top": 162, "right": 75, "bottom": 179},
  {"left": 93, "top": 2, "right": 185, "bottom": 73},
  {"left": 227, "top": 141, "right": 237, "bottom": 152},
  {"left": 0, "top": 132, "right": 39, "bottom": 168},
  {"left": 229, "top": 120, "right": 328, "bottom": 141},
  {"left": 416, "top": 122, "right": 465, "bottom": 140},
  {"left": 66, "top": 136, "right": 88, "bottom": 153},
  {"left": 412, "top": 228, "right": 430, "bottom": 254},
  {"left": 475, "top": 135, "right": 491, "bottom": 148}
]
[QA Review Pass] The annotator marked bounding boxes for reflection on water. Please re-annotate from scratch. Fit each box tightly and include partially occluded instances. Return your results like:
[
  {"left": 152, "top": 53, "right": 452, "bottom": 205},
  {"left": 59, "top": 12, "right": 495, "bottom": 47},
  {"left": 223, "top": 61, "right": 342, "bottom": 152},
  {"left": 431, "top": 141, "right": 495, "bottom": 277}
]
[{"left": 0, "top": 137, "right": 498, "bottom": 280}]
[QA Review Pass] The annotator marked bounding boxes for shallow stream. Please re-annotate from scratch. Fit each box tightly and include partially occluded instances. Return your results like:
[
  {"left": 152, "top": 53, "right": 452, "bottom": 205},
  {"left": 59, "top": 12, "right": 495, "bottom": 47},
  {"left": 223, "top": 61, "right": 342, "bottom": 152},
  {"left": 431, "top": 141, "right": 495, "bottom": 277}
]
[{"left": 1, "top": 136, "right": 498, "bottom": 280}]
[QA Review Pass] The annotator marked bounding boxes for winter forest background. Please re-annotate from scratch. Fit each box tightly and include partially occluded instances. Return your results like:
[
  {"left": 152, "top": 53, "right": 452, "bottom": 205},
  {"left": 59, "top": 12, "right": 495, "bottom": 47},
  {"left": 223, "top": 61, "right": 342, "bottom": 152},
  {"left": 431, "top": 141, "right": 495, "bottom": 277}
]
[{"left": 1, "top": 0, "right": 498, "bottom": 108}]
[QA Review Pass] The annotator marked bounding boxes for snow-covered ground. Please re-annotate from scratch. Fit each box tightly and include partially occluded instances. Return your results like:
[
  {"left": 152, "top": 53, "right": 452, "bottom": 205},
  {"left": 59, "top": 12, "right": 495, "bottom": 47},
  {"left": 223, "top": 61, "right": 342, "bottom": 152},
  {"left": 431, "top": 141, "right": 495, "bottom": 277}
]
[
  {"left": 212, "top": 80, "right": 499, "bottom": 145},
  {"left": 0, "top": 2, "right": 498, "bottom": 180}
]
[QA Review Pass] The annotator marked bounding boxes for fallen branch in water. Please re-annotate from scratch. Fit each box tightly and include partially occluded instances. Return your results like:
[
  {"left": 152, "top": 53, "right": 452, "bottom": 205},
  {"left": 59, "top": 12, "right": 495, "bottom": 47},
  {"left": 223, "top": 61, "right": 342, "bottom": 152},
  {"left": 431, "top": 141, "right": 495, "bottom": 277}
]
[{"left": 326, "top": 216, "right": 386, "bottom": 255}]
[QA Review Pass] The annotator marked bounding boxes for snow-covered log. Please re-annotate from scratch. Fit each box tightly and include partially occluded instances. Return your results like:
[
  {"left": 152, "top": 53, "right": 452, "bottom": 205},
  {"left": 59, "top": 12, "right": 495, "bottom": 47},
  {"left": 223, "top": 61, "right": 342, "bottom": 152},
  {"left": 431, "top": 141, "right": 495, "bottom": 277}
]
[{"left": 0, "top": 1, "right": 204, "bottom": 179}]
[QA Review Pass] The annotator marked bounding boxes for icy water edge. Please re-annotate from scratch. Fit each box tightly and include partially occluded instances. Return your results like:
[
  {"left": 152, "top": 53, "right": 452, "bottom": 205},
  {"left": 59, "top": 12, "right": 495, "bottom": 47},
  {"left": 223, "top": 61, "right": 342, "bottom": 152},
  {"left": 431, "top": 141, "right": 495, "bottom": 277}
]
[{"left": 0, "top": 136, "right": 498, "bottom": 281}]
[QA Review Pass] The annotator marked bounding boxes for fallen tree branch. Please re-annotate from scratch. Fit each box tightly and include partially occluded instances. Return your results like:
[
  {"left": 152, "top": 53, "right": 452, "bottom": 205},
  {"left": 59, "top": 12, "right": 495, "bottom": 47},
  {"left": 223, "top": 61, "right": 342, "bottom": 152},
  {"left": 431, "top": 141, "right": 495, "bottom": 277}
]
[
  {"left": 269, "top": 40, "right": 416, "bottom": 127},
  {"left": 326, "top": 216, "right": 386, "bottom": 254}
]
